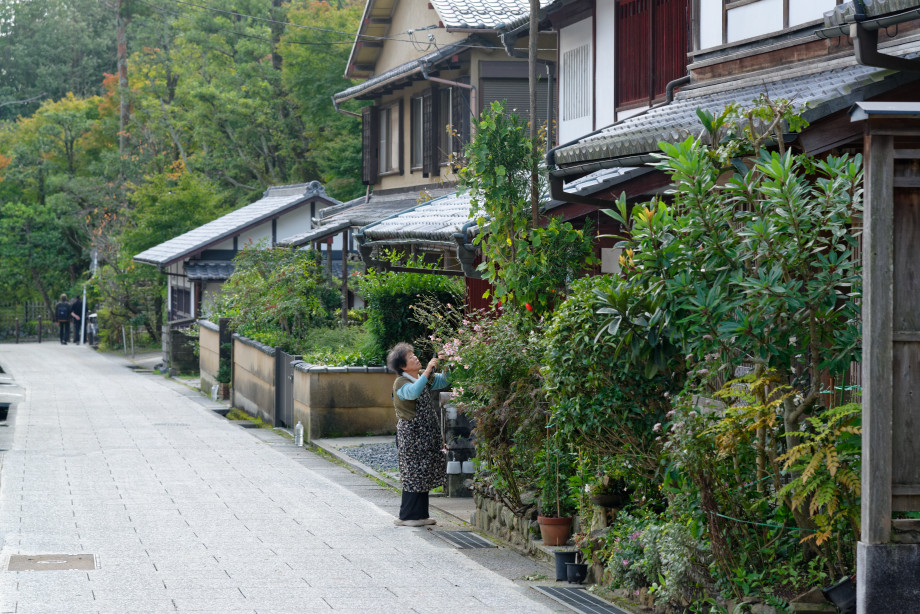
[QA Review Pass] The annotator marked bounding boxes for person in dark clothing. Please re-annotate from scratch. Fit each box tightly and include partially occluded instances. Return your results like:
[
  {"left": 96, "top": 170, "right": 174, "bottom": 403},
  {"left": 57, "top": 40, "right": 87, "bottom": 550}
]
[
  {"left": 387, "top": 342, "right": 449, "bottom": 527},
  {"left": 71, "top": 296, "right": 84, "bottom": 343},
  {"left": 54, "top": 294, "right": 70, "bottom": 345}
]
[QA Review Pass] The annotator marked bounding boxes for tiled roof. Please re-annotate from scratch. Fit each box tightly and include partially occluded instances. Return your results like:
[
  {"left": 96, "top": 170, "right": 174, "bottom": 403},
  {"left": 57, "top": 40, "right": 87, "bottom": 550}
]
[
  {"left": 276, "top": 219, "right": 352, "bottom": 248},
  {"left": 334, "top": 37, "right": 490, "bottom": 103},
  {"left": 319, "top": 186, "right": 458, "bottom": 228},
  {"left": 133, "top": 182, "right": 339, "bottom": 267},
  {"left": 551, "top": 47, "right": 920, "bottom": 168},
  {"left": 825, "top": 0, "right": 920, "bottom": 27},
  {"left": 545, "top": 166, "right": 650, "bottom": 210},
  {"left": 360, "top": 191, "right": 474, "bottom": 243},
  {"left": 431, "top": 0, "right": 557, "bottom": 30},
  {"left": 185, "top": 261, "right": 235, "bottom": 281}
]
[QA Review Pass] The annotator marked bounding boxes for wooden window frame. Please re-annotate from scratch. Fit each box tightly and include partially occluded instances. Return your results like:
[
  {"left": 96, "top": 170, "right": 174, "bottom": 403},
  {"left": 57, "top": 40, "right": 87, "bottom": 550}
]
[{"left": 410, "top": 95, "right": 424, "bottom": 172}]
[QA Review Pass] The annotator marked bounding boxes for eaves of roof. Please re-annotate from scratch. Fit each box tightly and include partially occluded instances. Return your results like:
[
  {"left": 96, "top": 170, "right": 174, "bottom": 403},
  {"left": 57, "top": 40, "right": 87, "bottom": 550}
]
[
  {"left": 334, "top": 36, "right": 491, "bottom": 103},
  {"left": 133, "top": 181, "right": 340, "bottom": 268},
  {"left": 345, "top": 0, "right": 397, "bottom": 81},
  {"left": 548, "top": 43, "right": 920, "bottom": 170}
]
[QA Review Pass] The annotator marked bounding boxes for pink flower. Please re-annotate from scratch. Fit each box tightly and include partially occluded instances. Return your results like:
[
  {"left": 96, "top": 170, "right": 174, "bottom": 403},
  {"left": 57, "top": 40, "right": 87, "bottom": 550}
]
[
  {"left": 653, "top": 423, "right": 661, "bottom": 432},
  {"left": 622, "top": 559, "right": 630, "bottom": 567}
]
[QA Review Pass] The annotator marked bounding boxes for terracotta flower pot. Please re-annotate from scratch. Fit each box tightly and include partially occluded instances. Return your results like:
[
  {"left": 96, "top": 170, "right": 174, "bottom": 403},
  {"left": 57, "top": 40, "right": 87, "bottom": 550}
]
[{"left": 538, "top": 515, "right": 572, "bottom": 546}]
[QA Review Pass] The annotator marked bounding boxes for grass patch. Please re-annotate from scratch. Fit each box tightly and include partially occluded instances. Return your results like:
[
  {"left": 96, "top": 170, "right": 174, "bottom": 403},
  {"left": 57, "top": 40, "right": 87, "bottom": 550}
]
[{"left": 226, "top": 408, "right": 273, "bottom": 429}]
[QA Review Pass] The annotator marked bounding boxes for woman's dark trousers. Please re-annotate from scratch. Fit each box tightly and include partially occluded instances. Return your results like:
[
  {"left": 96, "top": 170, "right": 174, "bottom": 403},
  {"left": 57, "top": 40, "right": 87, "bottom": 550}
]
[{"left": 399, "top": 491, "right": 430, "bottom": 520}]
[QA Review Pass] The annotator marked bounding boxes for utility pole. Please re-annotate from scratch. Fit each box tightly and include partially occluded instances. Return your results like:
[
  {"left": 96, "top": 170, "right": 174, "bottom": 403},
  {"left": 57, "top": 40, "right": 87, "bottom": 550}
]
[{"left": 528, "top": 0, "right": 540, "bottom": 230}]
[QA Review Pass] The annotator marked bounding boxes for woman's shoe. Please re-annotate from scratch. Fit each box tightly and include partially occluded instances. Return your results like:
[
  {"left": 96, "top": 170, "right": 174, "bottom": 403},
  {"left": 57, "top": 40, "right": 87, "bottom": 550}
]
[
  {"left": 420, "top": 518, "right": 436, "bottom": 525},
  {"left": 393, "top": 518, "right": 427, "bottom": 527}
]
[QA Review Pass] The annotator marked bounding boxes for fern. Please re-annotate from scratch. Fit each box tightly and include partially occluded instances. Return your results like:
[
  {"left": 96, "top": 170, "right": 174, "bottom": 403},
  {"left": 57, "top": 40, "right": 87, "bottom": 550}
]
[{"left": 778, "top": 403, "right": 861, "bottom": 545}]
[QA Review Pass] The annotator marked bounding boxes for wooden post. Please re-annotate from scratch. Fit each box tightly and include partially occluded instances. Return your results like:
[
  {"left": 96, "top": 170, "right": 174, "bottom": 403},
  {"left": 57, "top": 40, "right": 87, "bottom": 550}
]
[
  {"left": 341, "top": 229, "right": 349, "bottom": 325},
  {"left": 15, "top": 317, "right": 19, "bottom": 344},
  {"left": 37, "top": 315, "right": 42, "bottom": 343},
  {"left": 861, "top": 132, "right": 894, "bottom": 544},
  {"left": 851, "top": 101, "right": 920, "bottom": 614}
]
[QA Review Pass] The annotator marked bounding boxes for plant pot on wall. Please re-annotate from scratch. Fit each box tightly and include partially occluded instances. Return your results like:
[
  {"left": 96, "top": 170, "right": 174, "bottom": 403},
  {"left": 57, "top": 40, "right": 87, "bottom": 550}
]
[{"left": 538, "top": 515, "right": 572, "bottom": 546}]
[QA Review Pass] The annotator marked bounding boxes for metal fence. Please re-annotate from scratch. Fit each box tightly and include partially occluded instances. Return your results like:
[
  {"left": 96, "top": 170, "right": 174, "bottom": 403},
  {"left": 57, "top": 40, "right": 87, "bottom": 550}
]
[{"left": 0, "top": 301, "right": 58, "bottom": 342}]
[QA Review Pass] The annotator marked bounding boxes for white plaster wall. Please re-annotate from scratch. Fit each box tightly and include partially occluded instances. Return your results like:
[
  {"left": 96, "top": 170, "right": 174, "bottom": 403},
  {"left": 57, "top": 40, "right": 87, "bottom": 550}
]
[
  {"left": 558, "top": 17, "right": 594, "bottom": 144},
  {"left": 727, "top": 0, "right": 783, "bottom": 43},
  {"left": 595, "top": 0, "right": 616, "bottom": 129},
  {"left": 239, "top": 221, "right": 272, "bottom": 248},
  {"left": 790, "top": 0, "right": 837, "bottom": 26},
  {"left": 213, "top": 238, "right": 234, "bottom": 250},
  {"left": 276, "top": 205, "right": 313, "bottom": 242},
  {"left": 699, "top": 0, "right": 723, "bottom": 50}
]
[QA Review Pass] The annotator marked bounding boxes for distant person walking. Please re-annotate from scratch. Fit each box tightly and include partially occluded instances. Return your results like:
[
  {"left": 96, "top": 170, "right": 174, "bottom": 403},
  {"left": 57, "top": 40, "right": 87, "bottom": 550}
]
[
  {"left": 71, "top": 296, "right": 83, "bottom": 344},
  {"left": 387, "top": 342, "right": 449, "bottom": 527},
  {"left": 54, "top": 294, "right": 71, "bottom": 345}
]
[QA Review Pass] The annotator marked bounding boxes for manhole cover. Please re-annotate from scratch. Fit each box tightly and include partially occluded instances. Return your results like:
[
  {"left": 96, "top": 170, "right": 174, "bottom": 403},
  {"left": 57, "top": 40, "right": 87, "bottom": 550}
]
[
  {"left": 431, "top": 531, "right": 496, "bottom": 549},
  {"left": 8, "top": 554, "right": 96, "bottom": 571},
  {"left": 531, "top": 586, "right": 630, "bottom": 614}
]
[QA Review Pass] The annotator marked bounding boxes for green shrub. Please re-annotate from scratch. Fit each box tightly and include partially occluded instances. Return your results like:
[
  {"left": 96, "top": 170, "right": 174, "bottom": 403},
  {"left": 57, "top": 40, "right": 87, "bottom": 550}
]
[
  {"left": 354, "top": 265, "right": 463, "bottom": 361},
  {"left": 208, "top": 245, "right": 342, "bottom": 350},
  {"left": 543, "top": 275, "right": 679, "bottom": 486}
]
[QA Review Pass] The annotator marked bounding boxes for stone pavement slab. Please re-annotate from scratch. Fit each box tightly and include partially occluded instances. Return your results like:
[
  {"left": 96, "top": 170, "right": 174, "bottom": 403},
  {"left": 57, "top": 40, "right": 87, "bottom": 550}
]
[{"left": 0, "top": 344, "right": 564, "bottom": 614}]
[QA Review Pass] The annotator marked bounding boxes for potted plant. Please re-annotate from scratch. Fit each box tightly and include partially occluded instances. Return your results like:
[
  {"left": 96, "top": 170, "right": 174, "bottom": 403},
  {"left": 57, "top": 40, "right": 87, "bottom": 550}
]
[
  {"left": 537, "top": 431, "right": 575, "bottom": 546},
  {"left": 589, "top": 475, "right": 630, "bottom": 509}
]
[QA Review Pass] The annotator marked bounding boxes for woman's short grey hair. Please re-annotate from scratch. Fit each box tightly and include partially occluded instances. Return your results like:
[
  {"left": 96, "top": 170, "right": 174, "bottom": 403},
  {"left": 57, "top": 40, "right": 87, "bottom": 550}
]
[{"left": 387, "top": 342, "right": 414, "bottom": 374}]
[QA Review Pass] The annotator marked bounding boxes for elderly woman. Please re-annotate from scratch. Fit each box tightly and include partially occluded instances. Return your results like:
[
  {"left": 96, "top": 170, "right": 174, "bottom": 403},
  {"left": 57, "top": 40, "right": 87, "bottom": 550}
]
[{"left": 387, "top": 342, "right": 449, "bottom": 527}]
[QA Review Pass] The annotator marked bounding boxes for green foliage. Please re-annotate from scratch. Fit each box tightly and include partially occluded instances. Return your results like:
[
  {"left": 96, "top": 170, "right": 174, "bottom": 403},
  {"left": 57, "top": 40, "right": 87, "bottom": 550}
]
[
  {"left": 603, "top": 511, "right": 710, "bottom": 607},
  {"left": 544, "top": 275, "right": 679, "bottom": 482},
  {"left": 598, "top": 101, "right": 862, "bottom": 400},
  {"left": 210, "top": 245, "right": 342, "bottom": 349},
  {"left": 354, "top": 263, "right": 463, "bottom": 362},
  {"left": 459, "top": 101, "right": 595, "bottom": 313}
]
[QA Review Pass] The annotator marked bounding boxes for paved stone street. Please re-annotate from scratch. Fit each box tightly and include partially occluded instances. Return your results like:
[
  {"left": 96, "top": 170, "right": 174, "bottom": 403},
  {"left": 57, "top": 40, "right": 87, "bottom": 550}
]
[{"left": 0, "top": 344, "right": 561, "bottom": 613}]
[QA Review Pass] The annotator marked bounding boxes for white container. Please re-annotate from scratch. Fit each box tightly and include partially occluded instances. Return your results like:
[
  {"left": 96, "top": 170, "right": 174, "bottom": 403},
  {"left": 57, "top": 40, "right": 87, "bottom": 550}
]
[
  {"left": 294, "top": 421, "right": 304, "bottom": 447},
  {"left": 210, "top": 384, "right": 219, "bottom": 402},
  {"left": 446, "top": 460, "right": 462, "bottom": 475},
  {"left": 461, "top": 460, "right": 476, "bottom": 474}
]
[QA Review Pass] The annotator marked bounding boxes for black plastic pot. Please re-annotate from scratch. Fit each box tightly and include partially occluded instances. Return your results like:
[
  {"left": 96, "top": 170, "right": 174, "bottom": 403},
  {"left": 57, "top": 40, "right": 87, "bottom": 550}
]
[
  {"left": 822, "top": 576, "right": 856, "bottom": 614},
  {"left": 566, "top": 562, "right": 589, "bottom": 584},
  {"left": 553, "top": 551, "right": 577, "bottom": 581}
]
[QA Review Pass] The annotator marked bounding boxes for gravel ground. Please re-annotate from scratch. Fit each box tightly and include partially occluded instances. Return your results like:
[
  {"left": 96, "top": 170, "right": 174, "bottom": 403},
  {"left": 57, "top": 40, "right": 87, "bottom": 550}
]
[{"left": 342, "top": 441, "right": 399, "bottom": 473}]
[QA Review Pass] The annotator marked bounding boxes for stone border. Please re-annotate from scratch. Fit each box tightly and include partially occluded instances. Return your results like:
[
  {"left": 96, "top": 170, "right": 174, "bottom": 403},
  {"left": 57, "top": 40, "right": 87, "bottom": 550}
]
[{"left": 232, "top": 333, "right": 276, "bottom": 356}]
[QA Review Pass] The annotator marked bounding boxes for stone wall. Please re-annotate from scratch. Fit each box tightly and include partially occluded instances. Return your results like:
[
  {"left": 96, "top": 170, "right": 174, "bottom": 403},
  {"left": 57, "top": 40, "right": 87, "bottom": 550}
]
[
  {"left": 232, "top": 335, "right": 275, "bottom": 424},
  {"left": 199, "top": 320, "right": 220, "bottom": 392},
  {"left": 162, "top": 326, "right": 198, "bottom": 373},
  {"left": 292, "top": 364, "right": 397, "bottom": 441},
  {"left": 471, "top": 493, "right": 540, "bottom": 552}
]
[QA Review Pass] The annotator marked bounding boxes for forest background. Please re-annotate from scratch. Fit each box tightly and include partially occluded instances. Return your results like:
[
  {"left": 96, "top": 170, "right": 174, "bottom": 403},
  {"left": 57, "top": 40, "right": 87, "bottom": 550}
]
[{"left": 0, "top": 0, "right": 366, "bottom": 340}]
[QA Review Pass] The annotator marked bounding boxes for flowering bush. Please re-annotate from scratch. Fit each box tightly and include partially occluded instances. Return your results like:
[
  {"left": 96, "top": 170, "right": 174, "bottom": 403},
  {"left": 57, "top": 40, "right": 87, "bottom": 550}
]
[
  {"left": 420, "top": 307, "right": 548, "bottom": 514},
  {"left": 604, "top": 512, "right": 710, "bottom": 608}
]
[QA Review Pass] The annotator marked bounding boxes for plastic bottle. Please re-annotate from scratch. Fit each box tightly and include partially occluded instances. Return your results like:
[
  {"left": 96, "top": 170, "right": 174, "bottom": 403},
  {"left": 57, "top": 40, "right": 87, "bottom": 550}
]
[{"left": 294, "top": 421, "right": 304, "bottom": 447}]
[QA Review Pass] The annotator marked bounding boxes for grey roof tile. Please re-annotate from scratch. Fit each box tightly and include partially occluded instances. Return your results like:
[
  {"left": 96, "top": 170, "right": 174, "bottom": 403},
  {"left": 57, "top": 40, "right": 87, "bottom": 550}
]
[
  {"left": 320, "top": 187, "right": 458, "bottom": 228},
  {"left": 431, "top": 0, "right": 556, "bottom": 30},
  {"left": 133, "top": 182, "right": 339, "bottom": 267},
  {"left": 185, "top": 260, "right": 235, "bottom": 281},
  {"left": 552, "top": 48, "right": 920, "bottom": 167},
  {"left": 360, "top": 191, "right": 475, "bottom": 242}
]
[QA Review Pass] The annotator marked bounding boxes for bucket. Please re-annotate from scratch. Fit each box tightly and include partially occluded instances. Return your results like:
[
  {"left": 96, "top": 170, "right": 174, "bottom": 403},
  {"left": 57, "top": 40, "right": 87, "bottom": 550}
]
[{"left": 553, "top": 551, "right": 577, "bottom": 581}]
